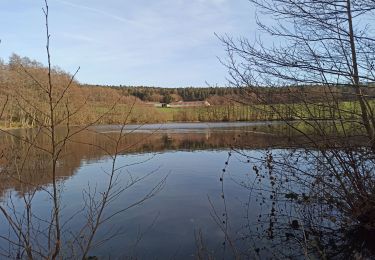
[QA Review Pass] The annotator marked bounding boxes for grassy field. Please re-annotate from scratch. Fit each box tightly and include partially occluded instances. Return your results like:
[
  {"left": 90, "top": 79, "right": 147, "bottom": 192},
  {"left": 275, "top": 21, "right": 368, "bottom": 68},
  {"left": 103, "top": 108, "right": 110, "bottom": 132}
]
[
  {"left": 1, "top": 99, "right": 373, "bottom": 129},
  {"left": 152, "top": 100, "right": 371, "bottom": 123}
]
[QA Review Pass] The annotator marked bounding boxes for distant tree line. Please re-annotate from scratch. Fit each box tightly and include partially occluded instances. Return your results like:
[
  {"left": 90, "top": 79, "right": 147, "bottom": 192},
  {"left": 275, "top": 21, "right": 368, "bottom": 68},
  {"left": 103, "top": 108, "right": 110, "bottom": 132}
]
[
  {"left": 84, "top": 84, "right": 375, "bottom": 105},
  {"left": 82, "top": 85, "right": 244, "bottom": 103}
]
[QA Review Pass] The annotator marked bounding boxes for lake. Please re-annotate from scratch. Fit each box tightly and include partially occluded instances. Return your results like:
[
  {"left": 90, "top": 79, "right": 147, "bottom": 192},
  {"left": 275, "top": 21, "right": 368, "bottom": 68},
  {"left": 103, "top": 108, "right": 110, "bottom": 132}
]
[{"left": 0, "top": 122, "right": 373, "bottom": 259}]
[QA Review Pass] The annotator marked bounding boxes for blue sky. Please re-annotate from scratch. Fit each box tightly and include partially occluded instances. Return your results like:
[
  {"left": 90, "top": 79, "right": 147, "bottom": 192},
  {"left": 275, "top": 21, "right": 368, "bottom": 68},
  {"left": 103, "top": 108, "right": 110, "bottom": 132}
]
[{"left": 0, "top": 0, "right": 256, "bottom": 87}]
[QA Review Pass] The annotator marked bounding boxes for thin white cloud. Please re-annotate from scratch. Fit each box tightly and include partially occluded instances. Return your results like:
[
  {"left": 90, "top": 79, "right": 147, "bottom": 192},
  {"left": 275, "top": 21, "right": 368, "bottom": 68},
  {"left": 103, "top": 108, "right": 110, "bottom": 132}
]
[
  {"left": 60, "top": 32, "right": 96, "bottom": 43},
  {"left": 52, "top": 0, "right": 135, "bottom": 24}
]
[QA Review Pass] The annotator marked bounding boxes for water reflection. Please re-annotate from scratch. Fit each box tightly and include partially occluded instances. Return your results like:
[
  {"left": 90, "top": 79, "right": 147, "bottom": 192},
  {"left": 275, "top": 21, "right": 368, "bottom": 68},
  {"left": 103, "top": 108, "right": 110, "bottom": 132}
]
[
  {"left": 0, "top": 123, "right": 293, "bottom": 198},
  {"left": 0, "top": 122, "right": 373, "bottom": 259}
]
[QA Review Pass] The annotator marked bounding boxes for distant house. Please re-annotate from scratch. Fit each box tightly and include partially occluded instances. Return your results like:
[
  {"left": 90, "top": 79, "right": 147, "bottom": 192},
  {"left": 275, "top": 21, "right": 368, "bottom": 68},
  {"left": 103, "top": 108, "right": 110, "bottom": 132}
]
[
  {"left": 169, "top": 101, "right": 210, "bottom": 108},
  {"left": 144, "top": 102, "right": 162, "bottom": 107},
  {"left": 144, "top": 101, "right": 210, "bottom": 108},
  {"left": 144, "top": 102, "right": 170, "bottom": 108}
]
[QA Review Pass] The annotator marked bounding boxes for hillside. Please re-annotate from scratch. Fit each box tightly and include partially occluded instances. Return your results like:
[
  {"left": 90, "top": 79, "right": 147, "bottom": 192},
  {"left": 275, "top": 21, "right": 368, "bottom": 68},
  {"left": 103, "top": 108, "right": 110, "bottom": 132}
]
[{"left": 1, "top": 54, "right": 374, "bottom": 128}]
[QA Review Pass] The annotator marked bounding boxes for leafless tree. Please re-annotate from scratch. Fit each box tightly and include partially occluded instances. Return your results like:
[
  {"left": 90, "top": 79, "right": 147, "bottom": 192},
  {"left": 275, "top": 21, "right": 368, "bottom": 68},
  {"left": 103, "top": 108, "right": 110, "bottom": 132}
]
[
  {"left": 215, "top": 0, "right": 375, "bottom": 258},
  {"left": 0, "top": 1, "right": 165, "bottom": 259}
]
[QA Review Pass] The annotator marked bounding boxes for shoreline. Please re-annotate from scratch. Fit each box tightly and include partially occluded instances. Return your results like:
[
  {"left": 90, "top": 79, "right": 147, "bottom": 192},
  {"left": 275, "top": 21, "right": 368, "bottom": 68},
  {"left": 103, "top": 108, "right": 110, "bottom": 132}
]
[
  {"left": 0, "top": 119, "right": 289, "bottom": 131},
  {"left": 1, "top": 117, "right": 346, "bottom": 131}
]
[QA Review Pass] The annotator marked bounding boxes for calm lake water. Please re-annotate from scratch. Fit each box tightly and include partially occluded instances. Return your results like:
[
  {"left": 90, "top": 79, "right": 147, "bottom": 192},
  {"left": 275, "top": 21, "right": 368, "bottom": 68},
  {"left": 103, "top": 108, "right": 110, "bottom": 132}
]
[{"left": 0, "top": 122, "right": 371, "bottom": 259}]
